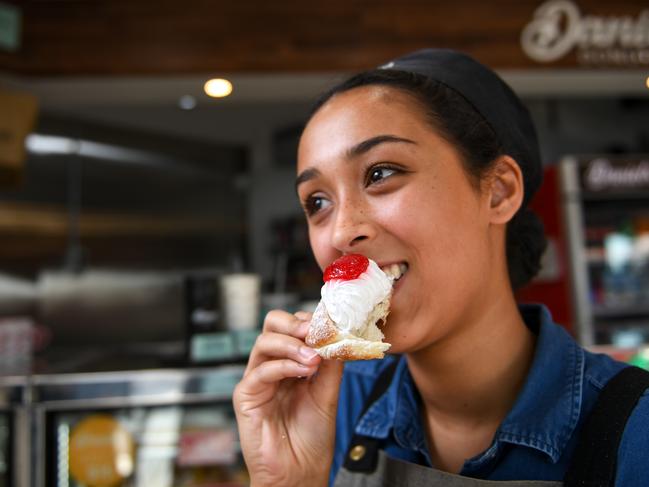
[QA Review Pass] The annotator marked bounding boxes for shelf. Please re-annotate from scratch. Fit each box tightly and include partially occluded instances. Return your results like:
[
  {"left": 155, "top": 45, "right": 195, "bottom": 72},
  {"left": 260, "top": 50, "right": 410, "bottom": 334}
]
[
  {"left": 581, "top": 191, "right": 649, "bottom": 202},
  {"left": 592, "top": 304, "right": 649, "bottom": 319},
  {"left": 585, "top": 247, "right": 606, "bottom": 264}
]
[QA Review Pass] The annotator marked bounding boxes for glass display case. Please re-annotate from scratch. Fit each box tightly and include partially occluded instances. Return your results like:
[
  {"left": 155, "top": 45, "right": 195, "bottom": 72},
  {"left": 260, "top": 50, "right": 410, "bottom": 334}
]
[
  {"left": 561, "top": 155, "right": 649, "bottom": 347},
  {"left": 31, "top": 366, "right": 246, "bottom": 487}
]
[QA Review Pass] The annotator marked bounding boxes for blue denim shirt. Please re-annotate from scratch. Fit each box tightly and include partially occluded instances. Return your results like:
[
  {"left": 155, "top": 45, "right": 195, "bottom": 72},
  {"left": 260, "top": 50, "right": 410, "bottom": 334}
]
[{"left": 330, "top": 304, "right": 649, "bottom": 485}]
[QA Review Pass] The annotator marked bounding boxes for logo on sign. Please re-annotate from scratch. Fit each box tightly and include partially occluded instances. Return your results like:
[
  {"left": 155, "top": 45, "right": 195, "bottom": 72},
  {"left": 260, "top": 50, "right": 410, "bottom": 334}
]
[
  {"left": 585, "top": 158, "right": 649, "bottom": 191},
  {"left": 521, "top": 0, "right": 649, "bottom": 66}
]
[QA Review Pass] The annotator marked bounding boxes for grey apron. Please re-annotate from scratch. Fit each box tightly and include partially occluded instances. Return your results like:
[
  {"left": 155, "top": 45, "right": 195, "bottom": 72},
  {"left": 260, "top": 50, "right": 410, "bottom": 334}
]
[
  {"left": 332, "top": 362, "right": 649, "bottom": 487},
  {"left": 333, "top": 449, "right": 561, "bottom": 487}
]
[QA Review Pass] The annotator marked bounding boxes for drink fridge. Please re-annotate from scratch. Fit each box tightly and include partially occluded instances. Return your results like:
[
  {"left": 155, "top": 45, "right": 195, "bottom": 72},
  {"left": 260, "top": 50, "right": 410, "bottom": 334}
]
[
  {"left": 560, "top": 155, "right": 649, "bottom": 348},
  {"left": 29, "top": 365, "right": 247, "bottom": 487}
]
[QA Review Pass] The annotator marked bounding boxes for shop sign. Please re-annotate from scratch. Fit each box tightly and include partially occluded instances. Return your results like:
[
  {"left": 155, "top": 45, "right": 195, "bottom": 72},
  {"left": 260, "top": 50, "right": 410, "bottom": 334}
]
[
  {"left": 582, "top": 158, "right": 649, "bottom": 192},
  {"left": 521, "top": 0, "right": 649, "bottom": 66}
]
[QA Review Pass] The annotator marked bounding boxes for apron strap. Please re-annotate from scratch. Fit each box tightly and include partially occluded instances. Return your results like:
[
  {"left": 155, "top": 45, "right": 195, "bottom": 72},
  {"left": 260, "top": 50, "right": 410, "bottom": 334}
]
[
  {"left": 343, "top": 358, "right": 400, "bottom": 473},
  {"left": 564, "top": 365, "right": 649, "bottom": 487}
]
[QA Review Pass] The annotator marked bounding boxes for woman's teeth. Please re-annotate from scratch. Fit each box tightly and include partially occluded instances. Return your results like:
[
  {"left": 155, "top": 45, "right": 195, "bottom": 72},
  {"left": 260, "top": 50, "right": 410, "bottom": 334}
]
[{"left": 382, "top": 263, "right": 408, "bottom": 281}]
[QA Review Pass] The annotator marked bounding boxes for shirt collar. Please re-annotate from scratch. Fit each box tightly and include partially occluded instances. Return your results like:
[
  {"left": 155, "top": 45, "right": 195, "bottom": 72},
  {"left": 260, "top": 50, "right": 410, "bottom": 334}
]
[
  {"left": 495, "top": 304, "right": 584, "bottom": 463},
  {"left": 353, "top": 304, "right": 585, "bottom": 464}
]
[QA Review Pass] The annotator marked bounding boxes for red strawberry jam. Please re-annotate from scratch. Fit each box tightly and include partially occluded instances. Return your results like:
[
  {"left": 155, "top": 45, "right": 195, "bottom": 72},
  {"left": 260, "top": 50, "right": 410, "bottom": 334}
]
[{"left": 323, "top": 254, "right": 369, "bottom": 282}]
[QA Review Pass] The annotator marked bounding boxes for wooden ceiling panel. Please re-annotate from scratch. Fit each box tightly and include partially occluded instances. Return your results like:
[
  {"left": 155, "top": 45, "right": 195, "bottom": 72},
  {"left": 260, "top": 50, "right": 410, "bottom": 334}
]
[{"left": 1, "top": 0, "right": 647, "bottom": 75}]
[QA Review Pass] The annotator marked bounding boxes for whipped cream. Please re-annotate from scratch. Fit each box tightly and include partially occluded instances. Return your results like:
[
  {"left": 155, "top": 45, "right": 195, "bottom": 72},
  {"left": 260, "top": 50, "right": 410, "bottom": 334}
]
[{"left": 321, "top": 259, "right": 393, "bottom": 332}]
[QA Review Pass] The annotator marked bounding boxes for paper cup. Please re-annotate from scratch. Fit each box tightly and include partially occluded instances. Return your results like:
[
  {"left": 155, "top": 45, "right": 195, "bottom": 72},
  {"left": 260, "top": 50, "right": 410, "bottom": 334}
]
[{"left": 220, "top": 274, "right": 261, "bottom": 331}]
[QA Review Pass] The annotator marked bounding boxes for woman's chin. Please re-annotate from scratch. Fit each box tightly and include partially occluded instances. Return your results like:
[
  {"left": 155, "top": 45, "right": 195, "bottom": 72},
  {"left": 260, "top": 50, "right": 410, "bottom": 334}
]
[{"left": 381, "top": 331, "right": 409, "bottom": 355}]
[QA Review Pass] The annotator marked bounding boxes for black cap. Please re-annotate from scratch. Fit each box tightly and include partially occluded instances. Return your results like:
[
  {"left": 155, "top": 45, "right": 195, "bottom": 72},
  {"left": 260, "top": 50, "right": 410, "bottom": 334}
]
[{"left": 379, "top": 48, "right": 542, "bottom": 207}]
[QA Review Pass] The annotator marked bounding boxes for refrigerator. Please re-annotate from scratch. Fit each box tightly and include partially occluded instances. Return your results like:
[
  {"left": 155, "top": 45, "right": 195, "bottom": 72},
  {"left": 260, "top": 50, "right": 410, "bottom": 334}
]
[
  {"left": 560, "top": 155, "right": 649, "bottom": 347},
  {"left": 31, "top": 365, "right": 247, "bottom": 487}
]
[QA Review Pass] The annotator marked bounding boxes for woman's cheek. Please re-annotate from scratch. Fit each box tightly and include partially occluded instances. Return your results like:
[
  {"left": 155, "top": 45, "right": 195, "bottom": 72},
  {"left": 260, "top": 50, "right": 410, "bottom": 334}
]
[{"left": 381, "top": 196, "right": 440, "bottom": 250}]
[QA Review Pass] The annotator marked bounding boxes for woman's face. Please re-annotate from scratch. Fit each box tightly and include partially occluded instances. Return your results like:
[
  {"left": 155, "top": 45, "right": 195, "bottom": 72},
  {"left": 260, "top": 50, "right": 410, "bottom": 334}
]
[{"left": 297, "top": 85, "right": 501, "bottom": 353}]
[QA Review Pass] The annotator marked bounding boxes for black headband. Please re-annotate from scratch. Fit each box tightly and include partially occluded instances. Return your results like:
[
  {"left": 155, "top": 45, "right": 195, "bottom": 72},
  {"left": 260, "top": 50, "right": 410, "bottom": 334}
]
[{"left": 379, "top": 48, "right": 542, "bottom": 207}]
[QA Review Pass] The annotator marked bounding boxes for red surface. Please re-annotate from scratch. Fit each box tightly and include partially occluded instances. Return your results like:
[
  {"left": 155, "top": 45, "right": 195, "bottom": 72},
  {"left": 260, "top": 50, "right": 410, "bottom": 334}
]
[
  {"left": 324, "top": 254, "right": 369, "bottom": 282},
  {"left": 515, "top": 165, "right": 575, "bottom": 335}
]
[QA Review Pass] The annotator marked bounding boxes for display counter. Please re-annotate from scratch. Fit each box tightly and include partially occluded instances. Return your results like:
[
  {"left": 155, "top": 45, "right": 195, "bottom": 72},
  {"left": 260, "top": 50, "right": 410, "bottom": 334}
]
[{"left": 1, "top": 365, "right": 247, "bottom": 487}]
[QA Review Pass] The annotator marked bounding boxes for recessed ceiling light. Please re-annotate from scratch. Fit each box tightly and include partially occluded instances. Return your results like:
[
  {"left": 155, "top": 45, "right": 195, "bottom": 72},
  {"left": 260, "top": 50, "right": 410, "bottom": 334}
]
[
  {"left": 178, "top": 95, "right": 197, "bottom": 110},
  {"left": 204, "top": 78, "right": 233, "bottom": 98}
]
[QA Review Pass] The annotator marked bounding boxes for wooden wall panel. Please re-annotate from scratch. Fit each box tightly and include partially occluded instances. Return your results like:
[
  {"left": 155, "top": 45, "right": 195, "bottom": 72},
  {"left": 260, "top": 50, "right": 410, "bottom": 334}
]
[{"left": 0, "top": 0, "right": 647, "bottom": 75}]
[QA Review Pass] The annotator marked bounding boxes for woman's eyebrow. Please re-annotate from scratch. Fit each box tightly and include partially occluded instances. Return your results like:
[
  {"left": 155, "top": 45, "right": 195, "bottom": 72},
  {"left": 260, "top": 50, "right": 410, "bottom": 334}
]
[
  {"left": 295, "top": 167, "right": 321, "bottom": 190},
  {"left": 295, "top": 135, "right": 415, "bottom": 191},
  {"left": 347, "top": 134, "right": 416, "bottom": 158}
]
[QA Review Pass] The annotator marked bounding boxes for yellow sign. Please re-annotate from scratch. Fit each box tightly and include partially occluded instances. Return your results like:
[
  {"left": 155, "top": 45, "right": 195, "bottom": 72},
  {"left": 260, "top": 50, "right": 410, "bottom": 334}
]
[{"left": 69, "top": 414, "right": 135, "bottom": 487}]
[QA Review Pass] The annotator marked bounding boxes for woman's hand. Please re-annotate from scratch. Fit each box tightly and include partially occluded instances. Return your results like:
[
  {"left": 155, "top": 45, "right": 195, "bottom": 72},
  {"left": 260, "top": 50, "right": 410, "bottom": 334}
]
[{"left": 233, "top": 309, "right": 344, "bottom": 487}]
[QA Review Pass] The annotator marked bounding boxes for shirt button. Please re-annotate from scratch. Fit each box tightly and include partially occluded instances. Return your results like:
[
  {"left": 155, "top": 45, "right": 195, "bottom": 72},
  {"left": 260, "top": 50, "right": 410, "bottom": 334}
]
[{"left": 349, "top": 445, "right": 366, "bottom": 461}]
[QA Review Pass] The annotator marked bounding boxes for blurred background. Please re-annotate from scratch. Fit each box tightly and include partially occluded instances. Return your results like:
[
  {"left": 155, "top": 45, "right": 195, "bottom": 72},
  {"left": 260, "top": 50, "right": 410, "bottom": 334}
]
[{"left": 0, "top": 1, "right": 648, "bottom": 485}]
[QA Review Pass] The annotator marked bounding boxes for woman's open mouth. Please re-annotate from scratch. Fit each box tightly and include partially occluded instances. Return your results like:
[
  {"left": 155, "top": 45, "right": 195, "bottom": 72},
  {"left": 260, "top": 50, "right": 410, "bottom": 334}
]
[{"left": 382, "top": 262, "right": 408, "bottom": 283}]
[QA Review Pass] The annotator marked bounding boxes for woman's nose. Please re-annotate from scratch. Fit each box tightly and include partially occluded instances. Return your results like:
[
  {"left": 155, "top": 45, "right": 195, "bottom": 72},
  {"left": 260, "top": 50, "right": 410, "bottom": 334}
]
[{"left": 330, "top": 200, "right": 376, "bottom": 252}]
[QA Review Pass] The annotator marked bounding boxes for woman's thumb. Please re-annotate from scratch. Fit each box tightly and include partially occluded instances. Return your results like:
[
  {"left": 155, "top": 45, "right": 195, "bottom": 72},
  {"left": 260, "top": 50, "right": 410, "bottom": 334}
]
[{"left": 309, "top": 359, "right": 344, "bottom": 413}]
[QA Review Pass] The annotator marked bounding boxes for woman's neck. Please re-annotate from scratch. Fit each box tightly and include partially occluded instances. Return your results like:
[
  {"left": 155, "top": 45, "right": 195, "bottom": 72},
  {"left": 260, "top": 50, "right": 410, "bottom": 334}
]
[{"left": 406, "top": 292, "right": 536, "bottom": 472}]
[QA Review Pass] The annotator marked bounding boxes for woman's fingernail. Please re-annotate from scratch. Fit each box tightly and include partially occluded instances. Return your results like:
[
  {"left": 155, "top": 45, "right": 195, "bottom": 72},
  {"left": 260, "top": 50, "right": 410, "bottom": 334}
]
[{"left": 299, "top": 346, "right": 318, "bottom": 360}]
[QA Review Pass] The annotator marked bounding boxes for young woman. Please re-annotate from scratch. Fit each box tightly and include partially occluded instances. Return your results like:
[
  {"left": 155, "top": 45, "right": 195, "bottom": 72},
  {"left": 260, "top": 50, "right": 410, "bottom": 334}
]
[{"left": 233, "top": 49, "right": 649, "bottom": 487}]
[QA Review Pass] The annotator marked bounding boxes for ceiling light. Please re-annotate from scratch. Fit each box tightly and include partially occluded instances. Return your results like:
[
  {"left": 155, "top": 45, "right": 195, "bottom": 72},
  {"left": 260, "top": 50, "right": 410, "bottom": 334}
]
[
  {"left": 178, "top": 95, "right": 197, "bottom": 110},
  {"left": 25, "top": 134, "right": 78, "bottom": 155},
  {"left": 204, "top": 78, "right": 233, "bottom": 98},
  {"left": 646, "top": 76, "right": 649, "bottom": 90}
]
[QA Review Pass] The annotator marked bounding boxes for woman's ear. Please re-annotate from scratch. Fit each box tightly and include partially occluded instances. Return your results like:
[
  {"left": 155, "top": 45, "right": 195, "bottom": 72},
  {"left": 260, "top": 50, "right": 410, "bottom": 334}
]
[{"left": 487, "top": 155, "right": 524, "bottom": 224}]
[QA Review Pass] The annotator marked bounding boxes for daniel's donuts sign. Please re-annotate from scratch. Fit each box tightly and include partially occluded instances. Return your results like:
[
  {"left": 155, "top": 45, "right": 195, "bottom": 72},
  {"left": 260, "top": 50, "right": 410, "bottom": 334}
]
[
  {"left": 580, "top": 158, "right": 649, "bottom": 193},
  {"left": 521, "top": 0, "right": 649, "bottom": 66}
]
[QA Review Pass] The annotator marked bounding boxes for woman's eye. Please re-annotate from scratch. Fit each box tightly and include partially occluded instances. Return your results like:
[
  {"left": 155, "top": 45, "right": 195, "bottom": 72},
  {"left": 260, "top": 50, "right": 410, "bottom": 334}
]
[
  {"left": 366, "top": 166, "right": 398, "bottom": 185},
  {"left": 304, "top": 195, "right": 331, "bottom": 216}
]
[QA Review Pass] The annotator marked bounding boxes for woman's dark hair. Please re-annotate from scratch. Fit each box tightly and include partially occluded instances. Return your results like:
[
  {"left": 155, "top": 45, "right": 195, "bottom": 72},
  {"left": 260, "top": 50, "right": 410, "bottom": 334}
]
[{"left": 309, "top": 69, "right": 547, "bottom": 290}]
